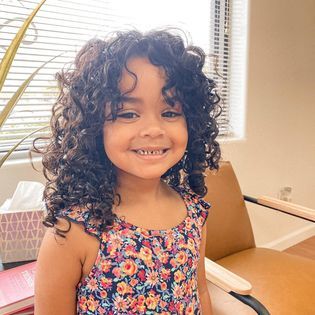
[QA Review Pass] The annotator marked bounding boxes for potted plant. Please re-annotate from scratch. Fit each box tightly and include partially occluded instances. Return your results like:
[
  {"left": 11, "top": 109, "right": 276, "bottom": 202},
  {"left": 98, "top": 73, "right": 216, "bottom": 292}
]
[
  {"left": 0, "top": 0, "right": 51, "bottom": 167},
  {"left": 0, "top": 0, "right": 52, "bottom": 266}
]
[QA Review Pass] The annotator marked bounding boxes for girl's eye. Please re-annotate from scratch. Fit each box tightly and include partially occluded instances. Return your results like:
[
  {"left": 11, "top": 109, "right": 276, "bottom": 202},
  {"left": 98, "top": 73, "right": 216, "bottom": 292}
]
[
  {"left": 162, "top": 111, "right": 182, "bottom": 118},
  {"left": 116, "top": 112, "right": 139, "bottom": 119}
]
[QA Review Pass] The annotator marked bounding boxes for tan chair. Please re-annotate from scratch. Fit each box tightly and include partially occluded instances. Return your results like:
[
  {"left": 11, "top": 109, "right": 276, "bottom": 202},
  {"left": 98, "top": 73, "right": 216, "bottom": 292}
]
[{"left": 203, "top": 161, "right": 315, "bottom": 315}]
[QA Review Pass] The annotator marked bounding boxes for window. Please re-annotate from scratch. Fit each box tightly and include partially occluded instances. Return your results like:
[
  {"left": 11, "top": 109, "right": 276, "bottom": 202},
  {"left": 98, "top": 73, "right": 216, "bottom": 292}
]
[{"left": 0, "top": 0, "right": 248, "bottom": 154}]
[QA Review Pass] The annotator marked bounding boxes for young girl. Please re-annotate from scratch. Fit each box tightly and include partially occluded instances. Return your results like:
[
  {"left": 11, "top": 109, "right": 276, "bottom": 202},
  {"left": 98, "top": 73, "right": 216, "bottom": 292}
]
[{"left": 34, "top": 29, "right": 221, "bottom": 315}]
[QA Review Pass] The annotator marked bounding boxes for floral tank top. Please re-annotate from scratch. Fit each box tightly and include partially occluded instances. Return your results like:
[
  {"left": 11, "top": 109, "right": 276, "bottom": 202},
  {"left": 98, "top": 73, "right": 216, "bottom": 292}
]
[{"left": 59, "top": 187, "right": 210, "bottom": 314}]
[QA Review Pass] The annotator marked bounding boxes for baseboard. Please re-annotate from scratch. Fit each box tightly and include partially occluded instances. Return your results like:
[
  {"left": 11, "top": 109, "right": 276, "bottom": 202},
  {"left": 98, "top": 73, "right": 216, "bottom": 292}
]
[{"left": 262, "top": 224, "right": 315, "bottom": 251}]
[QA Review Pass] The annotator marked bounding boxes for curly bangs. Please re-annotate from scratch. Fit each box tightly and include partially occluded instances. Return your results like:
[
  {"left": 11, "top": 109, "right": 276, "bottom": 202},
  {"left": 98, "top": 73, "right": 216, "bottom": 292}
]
[{"left": 33, "top": 28, "right": 221, "bottom": 233}]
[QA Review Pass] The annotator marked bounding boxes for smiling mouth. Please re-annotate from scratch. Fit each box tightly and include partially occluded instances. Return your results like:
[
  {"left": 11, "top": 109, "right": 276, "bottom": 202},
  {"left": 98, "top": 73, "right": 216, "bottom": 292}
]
[{"left": 132, "top": 149, "right": 169, "bottom": 156}]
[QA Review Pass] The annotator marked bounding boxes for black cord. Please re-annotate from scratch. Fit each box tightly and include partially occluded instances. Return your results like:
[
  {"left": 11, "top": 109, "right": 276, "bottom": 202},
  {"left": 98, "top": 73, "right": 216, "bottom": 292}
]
[{"left": 229, "top": 292, "right": 270, "bottom": 315}]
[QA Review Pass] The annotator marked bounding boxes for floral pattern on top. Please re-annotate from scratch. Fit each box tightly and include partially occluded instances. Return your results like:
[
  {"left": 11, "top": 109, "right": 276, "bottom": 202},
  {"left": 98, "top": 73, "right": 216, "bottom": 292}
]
[{"left": 59, "top": 187, "right": 210, "bottom": 315}]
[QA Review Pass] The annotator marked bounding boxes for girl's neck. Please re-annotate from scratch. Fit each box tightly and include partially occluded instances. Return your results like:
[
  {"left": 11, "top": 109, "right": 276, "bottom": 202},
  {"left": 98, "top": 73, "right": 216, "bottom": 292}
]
[{"left": 115, "top": 175, "right": 169, "bottom": 206}]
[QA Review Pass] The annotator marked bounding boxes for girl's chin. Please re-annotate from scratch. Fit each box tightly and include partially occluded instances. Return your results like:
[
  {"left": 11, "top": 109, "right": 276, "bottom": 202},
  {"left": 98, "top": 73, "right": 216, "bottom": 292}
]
[{"left": 116, "top": 169, "right": 170, "bottom": 182}]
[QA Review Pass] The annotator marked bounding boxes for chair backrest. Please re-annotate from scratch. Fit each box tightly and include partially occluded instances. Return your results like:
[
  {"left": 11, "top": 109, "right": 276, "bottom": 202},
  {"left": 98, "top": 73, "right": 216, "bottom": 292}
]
[{"left": 203, "top": 161, "right": 256, "bottom": 261}]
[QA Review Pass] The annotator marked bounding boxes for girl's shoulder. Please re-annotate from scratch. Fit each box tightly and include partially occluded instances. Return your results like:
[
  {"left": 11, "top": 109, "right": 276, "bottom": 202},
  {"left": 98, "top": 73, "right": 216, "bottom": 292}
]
[
  {"left": 56, "top": 206, "right": 102, "bottom": 240},
  {"left": 36, "top": 212, "right": 100, "bottom": 305},
  {"left": 174, "top": 185, "right": 211, "bottom": 227}
]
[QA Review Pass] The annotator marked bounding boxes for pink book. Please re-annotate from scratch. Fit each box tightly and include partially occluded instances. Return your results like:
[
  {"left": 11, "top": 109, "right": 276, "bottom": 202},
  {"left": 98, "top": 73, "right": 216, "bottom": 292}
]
[{"left": 0, "top": 262, "right": 36, "bottom": 315}]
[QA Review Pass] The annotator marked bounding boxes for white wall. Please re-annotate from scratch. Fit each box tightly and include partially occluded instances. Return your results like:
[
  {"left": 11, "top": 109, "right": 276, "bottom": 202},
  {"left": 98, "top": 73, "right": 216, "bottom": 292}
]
[
  {"left": 221, "top": 0, "right": 315, "bottom": 247},
  {"left": 1, "top": 0, "right": 314, "bottom": 248}
]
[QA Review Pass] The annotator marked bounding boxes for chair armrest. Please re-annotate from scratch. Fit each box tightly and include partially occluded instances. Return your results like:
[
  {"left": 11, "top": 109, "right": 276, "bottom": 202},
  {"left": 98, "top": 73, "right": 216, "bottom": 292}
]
[
  {"left": 204, "top": 257, "right": 252, "bottom": 295},
  {"left": 257, "top": 196, "right": 315, "bottom": 222},
  {"left": 205, "top": 258, "right": 270, "bottom": 314}
]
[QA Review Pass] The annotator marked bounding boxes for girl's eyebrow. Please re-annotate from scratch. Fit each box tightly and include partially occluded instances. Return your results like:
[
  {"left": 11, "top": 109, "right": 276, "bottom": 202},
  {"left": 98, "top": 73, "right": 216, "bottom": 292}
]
[
  {"left": 120, "top": 95, "right": 179, "bottom": 106},
  {"left": 120, "top": 95, "right": 143, "bottom": 103}
]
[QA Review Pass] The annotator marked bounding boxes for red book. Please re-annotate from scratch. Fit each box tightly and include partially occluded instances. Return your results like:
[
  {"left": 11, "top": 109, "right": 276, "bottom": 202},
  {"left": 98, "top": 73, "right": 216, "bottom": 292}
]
[
  {"left": 0, "top": 262, "right": 36, "bottom": 315},
  {"left": 10, "top": 305, "right": 34, "bottom": 315}
]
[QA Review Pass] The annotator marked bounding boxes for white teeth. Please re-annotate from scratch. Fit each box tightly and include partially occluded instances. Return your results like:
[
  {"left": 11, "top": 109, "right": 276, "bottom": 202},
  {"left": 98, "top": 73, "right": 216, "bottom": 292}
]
[{"left": 136, "top": 149, "right": 164, "bottom": 155}]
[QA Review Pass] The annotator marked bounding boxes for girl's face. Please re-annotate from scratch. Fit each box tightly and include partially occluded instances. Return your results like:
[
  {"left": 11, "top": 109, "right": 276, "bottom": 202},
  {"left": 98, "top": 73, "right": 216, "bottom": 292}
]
[{"left": 103, "top": 57, "right": 188, "bottom": 182}]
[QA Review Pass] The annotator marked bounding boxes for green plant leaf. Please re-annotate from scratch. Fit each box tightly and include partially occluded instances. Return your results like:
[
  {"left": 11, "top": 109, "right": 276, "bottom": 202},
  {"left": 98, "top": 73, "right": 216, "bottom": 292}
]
[
  {"left": 0, "top": 125, "right": 50, "bottom": 168},
  {"left": 0, "top": 0, "right": 47, "bottom": 93},
  {"left": 0, "top": 53, "right": 61, "bottom": 129}
]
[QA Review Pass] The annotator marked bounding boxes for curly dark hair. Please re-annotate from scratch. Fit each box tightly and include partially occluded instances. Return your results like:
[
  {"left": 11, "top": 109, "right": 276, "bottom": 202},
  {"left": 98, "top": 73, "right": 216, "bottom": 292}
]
[{"left": 33, "top": 28, "right": 221, "bottom": 234}]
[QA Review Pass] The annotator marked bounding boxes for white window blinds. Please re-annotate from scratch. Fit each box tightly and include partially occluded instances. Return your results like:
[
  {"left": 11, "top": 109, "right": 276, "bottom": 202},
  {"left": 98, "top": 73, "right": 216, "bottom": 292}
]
[
  {"left": 209, "top": 0, "right": 231, "bottom": 136},
  {"left": 0, "top": 0, "right": 243, "bottom": 154}
]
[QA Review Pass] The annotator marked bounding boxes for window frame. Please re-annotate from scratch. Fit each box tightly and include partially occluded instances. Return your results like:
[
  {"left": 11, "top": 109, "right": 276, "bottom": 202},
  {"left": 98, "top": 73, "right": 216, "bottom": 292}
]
[{"left": 0, "top": 0, "right": 249, "bottom": 162}]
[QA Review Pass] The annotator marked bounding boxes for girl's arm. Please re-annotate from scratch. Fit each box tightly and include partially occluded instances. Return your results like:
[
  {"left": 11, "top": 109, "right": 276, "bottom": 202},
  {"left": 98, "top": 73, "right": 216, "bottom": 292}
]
[
  {"left": 35, "top": 218, "right": 85, "bottom": 315},
  {"left": 197, "top": 222, "right": 213, "bottom": 315}
]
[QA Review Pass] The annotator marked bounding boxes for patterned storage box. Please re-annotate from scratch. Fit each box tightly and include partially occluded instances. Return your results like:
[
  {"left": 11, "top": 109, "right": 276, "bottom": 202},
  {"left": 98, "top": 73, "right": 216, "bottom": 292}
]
[{"left": 0, "top": 209, "right": 46, "bottom": 263}]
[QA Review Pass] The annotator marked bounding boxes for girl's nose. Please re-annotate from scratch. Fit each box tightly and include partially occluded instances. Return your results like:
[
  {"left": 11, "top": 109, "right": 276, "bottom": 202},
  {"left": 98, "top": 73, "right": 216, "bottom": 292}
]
[{"left": 139, "top": 116, "right": 166, "bottom": 138}]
